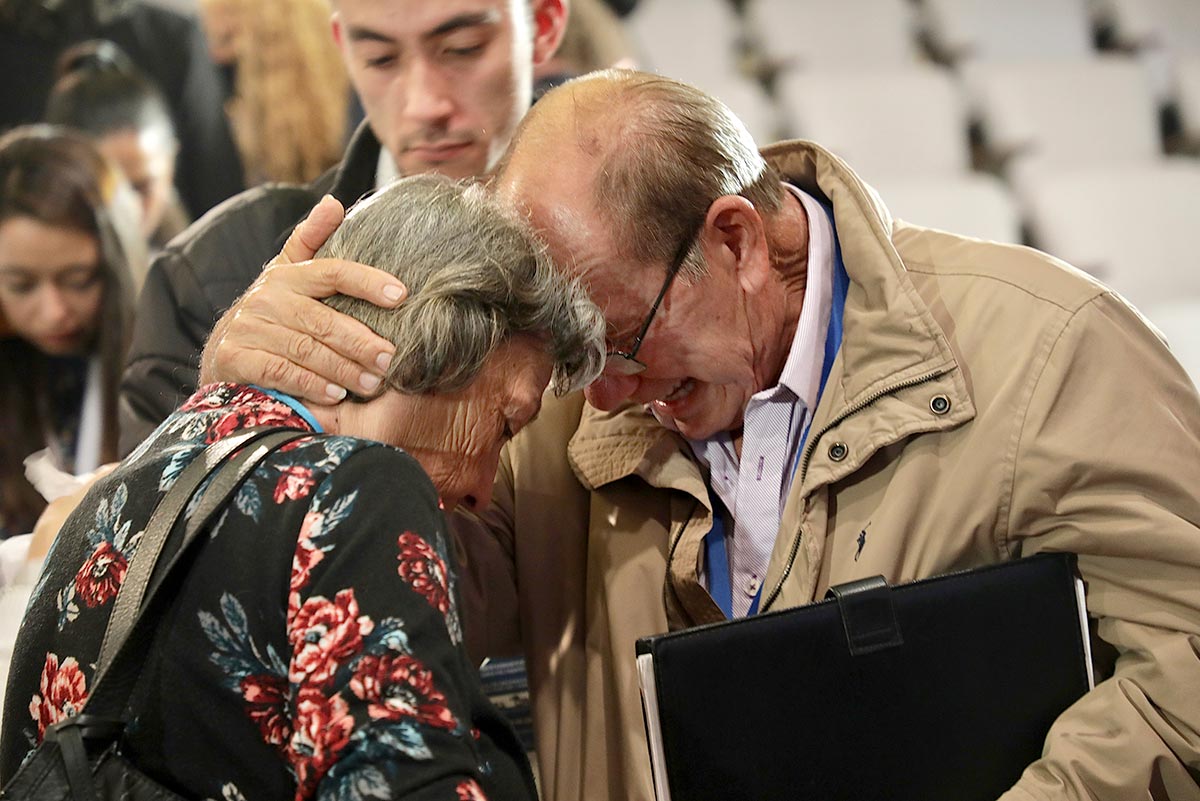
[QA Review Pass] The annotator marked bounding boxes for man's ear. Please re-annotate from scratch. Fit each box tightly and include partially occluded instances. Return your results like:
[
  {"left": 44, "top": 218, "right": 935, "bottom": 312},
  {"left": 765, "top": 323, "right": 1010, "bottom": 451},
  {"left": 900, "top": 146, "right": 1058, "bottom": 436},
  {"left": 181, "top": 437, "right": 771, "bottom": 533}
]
[
  {"left": 330, "top": 12, "right": 345, "bottom": 50},
  {"left": 702, "top": 195, "right": 770, "bottom": 294},
  {"left": 531, "top": 0, "right": 569, "bottom": 67}
]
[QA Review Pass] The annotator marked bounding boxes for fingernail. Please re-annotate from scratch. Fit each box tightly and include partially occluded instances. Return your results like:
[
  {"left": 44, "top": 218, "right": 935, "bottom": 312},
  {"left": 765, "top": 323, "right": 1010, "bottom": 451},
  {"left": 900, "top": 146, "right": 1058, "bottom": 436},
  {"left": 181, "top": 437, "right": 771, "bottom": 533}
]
[
  {"left": 375, "top": 352, "right": 393, "bottom": 372},
  {"left": 326, "top": 383, "right": 347, "bottom": 401},
  {"left": 359, "top": 372, "right": 382, "bottom": 393},
  {"left": 383, "top": 283, "right": 405, "bottom": 302}
]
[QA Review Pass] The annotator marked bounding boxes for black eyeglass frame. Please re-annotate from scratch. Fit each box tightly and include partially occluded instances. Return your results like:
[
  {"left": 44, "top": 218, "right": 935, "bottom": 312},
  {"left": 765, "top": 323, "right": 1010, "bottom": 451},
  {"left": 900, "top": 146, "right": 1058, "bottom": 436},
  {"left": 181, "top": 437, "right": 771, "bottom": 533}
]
[{"left": 604, "top": 224, "right": 702, "bottom": 376}]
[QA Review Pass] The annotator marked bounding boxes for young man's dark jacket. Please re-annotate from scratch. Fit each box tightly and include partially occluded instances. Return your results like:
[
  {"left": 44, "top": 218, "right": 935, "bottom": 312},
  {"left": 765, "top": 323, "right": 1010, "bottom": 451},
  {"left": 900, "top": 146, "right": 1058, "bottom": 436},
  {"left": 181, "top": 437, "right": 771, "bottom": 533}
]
[{"left": 118, "top": 123, "right": 381, "bottom": 455}]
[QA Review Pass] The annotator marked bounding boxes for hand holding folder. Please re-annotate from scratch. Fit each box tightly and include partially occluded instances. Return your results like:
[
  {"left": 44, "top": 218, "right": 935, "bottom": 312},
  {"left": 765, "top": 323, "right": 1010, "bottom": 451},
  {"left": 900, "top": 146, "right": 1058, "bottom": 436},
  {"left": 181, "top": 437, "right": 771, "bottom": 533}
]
[{"left": 637, "top": 553, "right": 1094, "bottom": 801}]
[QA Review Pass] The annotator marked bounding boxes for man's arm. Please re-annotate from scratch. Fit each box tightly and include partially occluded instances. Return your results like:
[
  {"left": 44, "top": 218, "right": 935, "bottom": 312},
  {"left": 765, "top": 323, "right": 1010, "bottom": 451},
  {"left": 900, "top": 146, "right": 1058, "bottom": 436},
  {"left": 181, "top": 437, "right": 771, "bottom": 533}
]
[{"left": 1001, "top": 292, "right": 1200, "bottom": 800}]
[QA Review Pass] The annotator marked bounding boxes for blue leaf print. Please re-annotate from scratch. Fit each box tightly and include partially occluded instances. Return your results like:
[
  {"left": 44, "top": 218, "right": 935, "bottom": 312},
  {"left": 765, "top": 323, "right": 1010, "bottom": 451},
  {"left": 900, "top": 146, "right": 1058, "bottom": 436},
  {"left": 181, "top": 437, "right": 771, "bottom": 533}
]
[
  {"left": 112, "top": 517, "right": 134, "bottom": 554},
  {"left": 221, "top": 593, "right": 250, "bottom": 640},
  {"left": 56, "top": 583, "right": 79, "bottom": 629},
  {"left": 159, "top": 445, "right": 200, "bottom": 492},
  {"left": 185, "top": 473, "right": 219, "bottom": 520},
  {"left": 363, "top": 618, "right": 410, "bottom": 655},
  {"left": 323, "top": 491, "right": 358, "bottom": 536},
  {"left": 318, "top": 437, "right": 359, "bottom": 470},
  {"left": 348, "top": 721, "right": 432, "bottom": 764},
  {"left": 380, "top": 722, "right": 433, "bottom": 762},
  {"left": 110, "top": 482, "right": 128, "bottom": 519},
  {"left": 324, "top": 763, "right": 391, "bottom": 801},
  {"left": 199, "top": 609, "right": 241, "bottom": 656},
  {"left": 200, "top": 595, "right": 278, "bottom": 692},
  {"left": 234, "top": 482, "right": 263, "bottom": 523},
  {"left": 264, "top": 643, "right": 288, "bottom": 677}
]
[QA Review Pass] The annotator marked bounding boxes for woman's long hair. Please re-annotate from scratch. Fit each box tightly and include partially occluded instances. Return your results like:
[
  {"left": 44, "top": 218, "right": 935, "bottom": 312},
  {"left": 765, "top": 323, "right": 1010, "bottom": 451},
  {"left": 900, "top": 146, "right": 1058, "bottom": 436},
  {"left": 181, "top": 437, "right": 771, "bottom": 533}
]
[
  {"left": 0, "top": 125, "right": 138, "bottom": 536},
  {"left": 228, "top": 0, "right": 348, "bottom": 185}
]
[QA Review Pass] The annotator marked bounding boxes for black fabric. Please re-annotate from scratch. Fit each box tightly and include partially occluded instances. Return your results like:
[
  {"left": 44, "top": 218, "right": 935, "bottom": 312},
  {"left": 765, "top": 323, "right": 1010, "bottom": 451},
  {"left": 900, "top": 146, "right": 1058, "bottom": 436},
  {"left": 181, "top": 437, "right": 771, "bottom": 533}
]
[
  {"left": 0, "top": 2, "right": 244, "bottom": 218},
  {"left": 638, "top": 553, "right": 1092, "bottom": 801},
  {"left": 117, "top": 123, "right": 382, "bottom": 455}
]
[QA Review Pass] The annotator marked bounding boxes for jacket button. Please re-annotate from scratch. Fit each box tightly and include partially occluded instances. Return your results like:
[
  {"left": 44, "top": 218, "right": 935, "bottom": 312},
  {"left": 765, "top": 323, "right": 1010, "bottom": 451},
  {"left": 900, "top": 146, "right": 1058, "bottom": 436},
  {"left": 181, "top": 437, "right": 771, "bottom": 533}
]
[
  {"left": 930, "top": 394, "right": 951, "bottom": 415},
  {"left": 828, "top": 442, "right": 848, "bottom": 461}
]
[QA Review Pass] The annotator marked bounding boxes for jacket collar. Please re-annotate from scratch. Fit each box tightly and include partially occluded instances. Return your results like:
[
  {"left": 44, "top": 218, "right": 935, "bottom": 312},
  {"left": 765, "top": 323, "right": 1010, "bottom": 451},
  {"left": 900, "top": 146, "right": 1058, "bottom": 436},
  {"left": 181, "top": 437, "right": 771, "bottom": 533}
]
[
  {"left": 327, "top": 120, "right": 384, "bottom": 207},
  {"left": 761, "top": 140, "right": 962, "bottom": 411},
  {"left": 567, "top": 139, "right": 973, "bottom": 495},
  {"left": 567, "top": 403, "right": 710, "bottom": 506}
]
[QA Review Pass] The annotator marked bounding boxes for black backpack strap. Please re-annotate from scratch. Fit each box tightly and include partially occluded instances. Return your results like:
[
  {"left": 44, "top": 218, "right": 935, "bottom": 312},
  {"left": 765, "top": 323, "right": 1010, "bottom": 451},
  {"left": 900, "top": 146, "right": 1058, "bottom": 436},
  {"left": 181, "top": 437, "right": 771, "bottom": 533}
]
[{"left": 87, "top": 427, "right": 307, "bottom": 714}]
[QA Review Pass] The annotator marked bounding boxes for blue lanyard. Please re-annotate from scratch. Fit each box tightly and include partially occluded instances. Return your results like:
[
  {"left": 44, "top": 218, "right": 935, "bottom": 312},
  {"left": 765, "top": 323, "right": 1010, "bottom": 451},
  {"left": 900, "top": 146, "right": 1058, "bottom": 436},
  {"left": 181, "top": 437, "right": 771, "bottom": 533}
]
[
  {"left": 704, "top": 204, "right": 848, "bottom": 619},
  {"left": 252, "top": 385, "right": 324, "bottom": 432}
]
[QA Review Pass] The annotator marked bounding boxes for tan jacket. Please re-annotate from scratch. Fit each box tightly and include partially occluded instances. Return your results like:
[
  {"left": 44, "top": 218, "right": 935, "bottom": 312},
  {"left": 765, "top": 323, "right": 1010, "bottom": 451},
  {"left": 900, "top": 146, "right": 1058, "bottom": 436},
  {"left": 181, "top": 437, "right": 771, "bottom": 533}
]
[{"left": 465, "top": 140, "right": 1200, "bottom": 801}]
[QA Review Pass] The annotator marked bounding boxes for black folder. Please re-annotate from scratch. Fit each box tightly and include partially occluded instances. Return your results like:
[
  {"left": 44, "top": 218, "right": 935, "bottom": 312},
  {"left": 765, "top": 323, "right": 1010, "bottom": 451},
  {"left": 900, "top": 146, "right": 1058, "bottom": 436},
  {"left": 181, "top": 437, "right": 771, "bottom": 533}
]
[{"left": 636, "top": 553, "right": 1094, "bottom": 801}]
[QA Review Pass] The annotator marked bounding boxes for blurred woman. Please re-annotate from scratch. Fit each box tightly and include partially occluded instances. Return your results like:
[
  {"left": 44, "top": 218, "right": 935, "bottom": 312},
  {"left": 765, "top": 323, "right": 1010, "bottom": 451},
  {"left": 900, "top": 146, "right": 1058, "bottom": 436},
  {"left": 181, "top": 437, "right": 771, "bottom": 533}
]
[
  {"left": 222, "top": 0, "right": 350, "bottom": 185},
  {"left": 45, "top": 39, "right": 189, "bottom": 254},
  {"left": 0, "top": 126, "right": 142, "bottom": 540}
]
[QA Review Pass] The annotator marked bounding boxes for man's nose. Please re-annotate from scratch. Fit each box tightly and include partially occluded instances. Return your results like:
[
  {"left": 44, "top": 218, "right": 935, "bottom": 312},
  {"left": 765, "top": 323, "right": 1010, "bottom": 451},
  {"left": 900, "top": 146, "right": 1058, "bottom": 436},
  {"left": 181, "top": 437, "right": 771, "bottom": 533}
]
[
  {"left": 584, "top": 373, "right": 640, "bottom": 411},
  {"left": 401, "top": 57, "right": 455, "bottom": 124}
]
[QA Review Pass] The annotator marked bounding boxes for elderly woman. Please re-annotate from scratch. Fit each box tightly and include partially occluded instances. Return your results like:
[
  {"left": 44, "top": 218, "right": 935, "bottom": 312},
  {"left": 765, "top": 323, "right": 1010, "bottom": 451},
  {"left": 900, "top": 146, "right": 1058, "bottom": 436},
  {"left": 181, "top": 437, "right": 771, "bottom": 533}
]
[{"left": 0, "top": 175, "right": 604, "bottom": 801}]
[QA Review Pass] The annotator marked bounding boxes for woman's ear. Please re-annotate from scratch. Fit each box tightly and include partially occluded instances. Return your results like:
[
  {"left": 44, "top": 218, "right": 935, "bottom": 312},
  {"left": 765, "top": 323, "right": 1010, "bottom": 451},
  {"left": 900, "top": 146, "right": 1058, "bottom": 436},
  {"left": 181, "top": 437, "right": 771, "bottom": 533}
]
[{"left": 701, "top": 194, "right": 770, "bottom": 295}]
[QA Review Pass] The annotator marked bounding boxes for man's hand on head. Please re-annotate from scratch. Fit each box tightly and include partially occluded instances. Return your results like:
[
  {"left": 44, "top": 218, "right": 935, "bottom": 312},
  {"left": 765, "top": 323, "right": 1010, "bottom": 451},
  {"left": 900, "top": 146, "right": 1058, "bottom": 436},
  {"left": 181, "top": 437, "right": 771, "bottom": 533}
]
[{"left": 199, "top": 195, "right": 407, "bottom": 404}]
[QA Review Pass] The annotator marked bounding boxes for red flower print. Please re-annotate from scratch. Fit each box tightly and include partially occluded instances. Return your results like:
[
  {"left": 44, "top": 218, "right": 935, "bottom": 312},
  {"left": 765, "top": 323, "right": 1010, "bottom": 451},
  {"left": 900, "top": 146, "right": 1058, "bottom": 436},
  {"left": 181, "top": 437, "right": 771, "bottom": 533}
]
[
  {"left": 180, "top": 385, "right": 226, "bottom": 412},
  {"left": 396, "top": 532, "right": 450, "bottom": 616},
  {"left": 456, "top": 779, "right": 488, "bottom": 801},
  {"left": 288, "top": 589, "right": 374, "bottom": 686},
  {"left": 288, "top": 687, "right": 353, "bottom": 800},
  {"left": 348, "top": 653, "right": 458, "bottom": 731},
  {"left": 203, "top": 400, "right": 306, "bottom": 444},
  {"left": 73, "top": 542, "right": 128, "bottom": 608},
  {"left": 241, "top": 673, "right": 291, "bottom": 750},
  {"left": 29, "top": 654, "right": 89, "bottom": 739},
  {"left": 291, "top": 517, "right": 325, "bottom": 595},
  {"left": 274, "top": 465, "right": 316, "bottom": 504}
]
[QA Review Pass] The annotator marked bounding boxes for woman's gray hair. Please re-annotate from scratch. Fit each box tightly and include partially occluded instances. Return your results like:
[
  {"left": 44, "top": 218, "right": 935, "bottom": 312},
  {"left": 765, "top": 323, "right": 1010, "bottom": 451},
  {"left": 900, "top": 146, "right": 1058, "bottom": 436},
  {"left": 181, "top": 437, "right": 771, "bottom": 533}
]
[{"left": 318, "top": 174, "right": 605, "bottom": 396}]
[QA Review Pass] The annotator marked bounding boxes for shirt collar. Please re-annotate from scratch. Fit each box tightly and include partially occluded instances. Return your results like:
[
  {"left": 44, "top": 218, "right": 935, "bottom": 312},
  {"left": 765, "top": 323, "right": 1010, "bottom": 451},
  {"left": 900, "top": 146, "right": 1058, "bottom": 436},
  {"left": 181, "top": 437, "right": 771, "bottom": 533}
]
[
  {"left": 375, "top": 148, "right": 401, "bottom": 190},
  {"left": 774, "top": 183, "right": 835, "bottom": 412}
]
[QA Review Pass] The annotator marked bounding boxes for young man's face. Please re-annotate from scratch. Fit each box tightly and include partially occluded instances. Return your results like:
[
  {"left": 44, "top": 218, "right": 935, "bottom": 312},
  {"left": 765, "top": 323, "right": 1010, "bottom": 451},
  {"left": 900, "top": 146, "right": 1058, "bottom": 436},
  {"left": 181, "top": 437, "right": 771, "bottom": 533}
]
[{"left": 333, "top": 0, "right": 563, "bottom": 180}]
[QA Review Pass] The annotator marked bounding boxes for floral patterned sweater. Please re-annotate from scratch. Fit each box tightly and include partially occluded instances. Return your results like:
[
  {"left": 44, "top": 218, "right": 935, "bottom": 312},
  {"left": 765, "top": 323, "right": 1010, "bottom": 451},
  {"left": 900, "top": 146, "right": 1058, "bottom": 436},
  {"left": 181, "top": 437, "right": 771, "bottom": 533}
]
[{"left": 0, "top": 384, "right": 535, "bottom": 801}]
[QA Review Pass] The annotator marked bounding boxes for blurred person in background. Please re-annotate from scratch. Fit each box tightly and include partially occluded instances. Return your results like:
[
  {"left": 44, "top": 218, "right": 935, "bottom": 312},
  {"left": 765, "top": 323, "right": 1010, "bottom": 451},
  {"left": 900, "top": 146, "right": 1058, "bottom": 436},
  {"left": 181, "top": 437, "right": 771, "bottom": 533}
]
[
  {"left": 0, "top": 0, "right": 244, "bottom": 217},
  {"left": 45, "top": 39, "right": 190, "bottom": 256},
  {"left": 0, "top": 126, "right": 143, "bottom": 541},
  {"left": 533, "top": 0, "right": 634, "bottom": 98},
  {"left": 225, "top": 0, "right": 351, "bottom": 186}
]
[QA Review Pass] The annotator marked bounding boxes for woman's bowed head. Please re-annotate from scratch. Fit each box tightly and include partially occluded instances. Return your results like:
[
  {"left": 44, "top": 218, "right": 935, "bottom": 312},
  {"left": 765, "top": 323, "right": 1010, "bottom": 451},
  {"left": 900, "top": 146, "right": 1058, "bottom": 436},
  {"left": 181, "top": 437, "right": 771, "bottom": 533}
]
[{"left": 305, "top": 174, "right": 605, "bottom": 513}]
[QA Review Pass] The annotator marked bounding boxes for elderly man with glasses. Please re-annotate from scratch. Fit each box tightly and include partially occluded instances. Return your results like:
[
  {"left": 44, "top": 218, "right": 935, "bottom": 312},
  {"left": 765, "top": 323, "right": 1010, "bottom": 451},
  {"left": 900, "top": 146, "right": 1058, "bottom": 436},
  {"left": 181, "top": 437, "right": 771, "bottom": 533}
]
[{"left": 203, "top": 70, "right": 1200, "bottom": 801}]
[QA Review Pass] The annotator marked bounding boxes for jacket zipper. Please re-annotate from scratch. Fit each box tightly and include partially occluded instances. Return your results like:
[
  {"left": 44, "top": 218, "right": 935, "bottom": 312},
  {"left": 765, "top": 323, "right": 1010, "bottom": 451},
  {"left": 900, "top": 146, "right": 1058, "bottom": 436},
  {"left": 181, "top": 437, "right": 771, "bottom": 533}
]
[{"left": 759, "top": 369, "right": 947, "bottom": 612}]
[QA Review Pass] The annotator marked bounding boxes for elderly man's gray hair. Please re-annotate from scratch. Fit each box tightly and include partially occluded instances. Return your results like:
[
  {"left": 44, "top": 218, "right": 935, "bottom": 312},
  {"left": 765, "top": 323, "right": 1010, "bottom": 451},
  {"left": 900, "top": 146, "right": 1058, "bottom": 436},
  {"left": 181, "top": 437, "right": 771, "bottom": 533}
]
[{"left": 318, "top": 174, "right": 604, "bottom": 396}]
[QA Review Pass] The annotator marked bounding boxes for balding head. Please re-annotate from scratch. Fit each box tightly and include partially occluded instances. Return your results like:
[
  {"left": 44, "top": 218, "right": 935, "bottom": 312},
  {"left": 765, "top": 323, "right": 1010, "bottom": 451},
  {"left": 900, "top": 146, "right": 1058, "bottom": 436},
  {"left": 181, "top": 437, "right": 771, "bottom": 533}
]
[{"left": 495, "top": 69, "right": 782, "bottom": 277}]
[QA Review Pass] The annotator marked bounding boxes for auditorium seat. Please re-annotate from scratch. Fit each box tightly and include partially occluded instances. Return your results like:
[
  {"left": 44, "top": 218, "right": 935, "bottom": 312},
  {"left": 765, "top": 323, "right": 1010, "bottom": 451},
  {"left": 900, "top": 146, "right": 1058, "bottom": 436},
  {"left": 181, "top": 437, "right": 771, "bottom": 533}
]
[
  {"left": 626, "top": 0, "right": 744, "bottom": 91},
  {"left": 970, "top": 56, "right": 1162, "bottom": 174},
  {"left": 870, "top": 174, "right": 1023, "bottom": 244},
  {"left": 1143, "top": 299, "right": 1200, "bottom": 389},
  {"left": 922, "top": 0, "right": 1095, "bottom": 63},
  {"left": 776, "top": 64, "right": 971, "bottom": 179},
  {"left": 1022, "top": 161, "right": 1200, "bottom": 311},
  {"left": 746, "top": 0, "right": 922, "bottom": 69}
]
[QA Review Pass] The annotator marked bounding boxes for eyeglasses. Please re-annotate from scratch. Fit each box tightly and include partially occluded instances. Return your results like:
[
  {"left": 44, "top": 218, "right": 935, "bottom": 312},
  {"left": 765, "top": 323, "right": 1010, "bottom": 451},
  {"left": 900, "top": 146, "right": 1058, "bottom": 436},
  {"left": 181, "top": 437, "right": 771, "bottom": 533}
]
[{"left": 604, "top": 226, "right": 700, "bottom": 376}]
